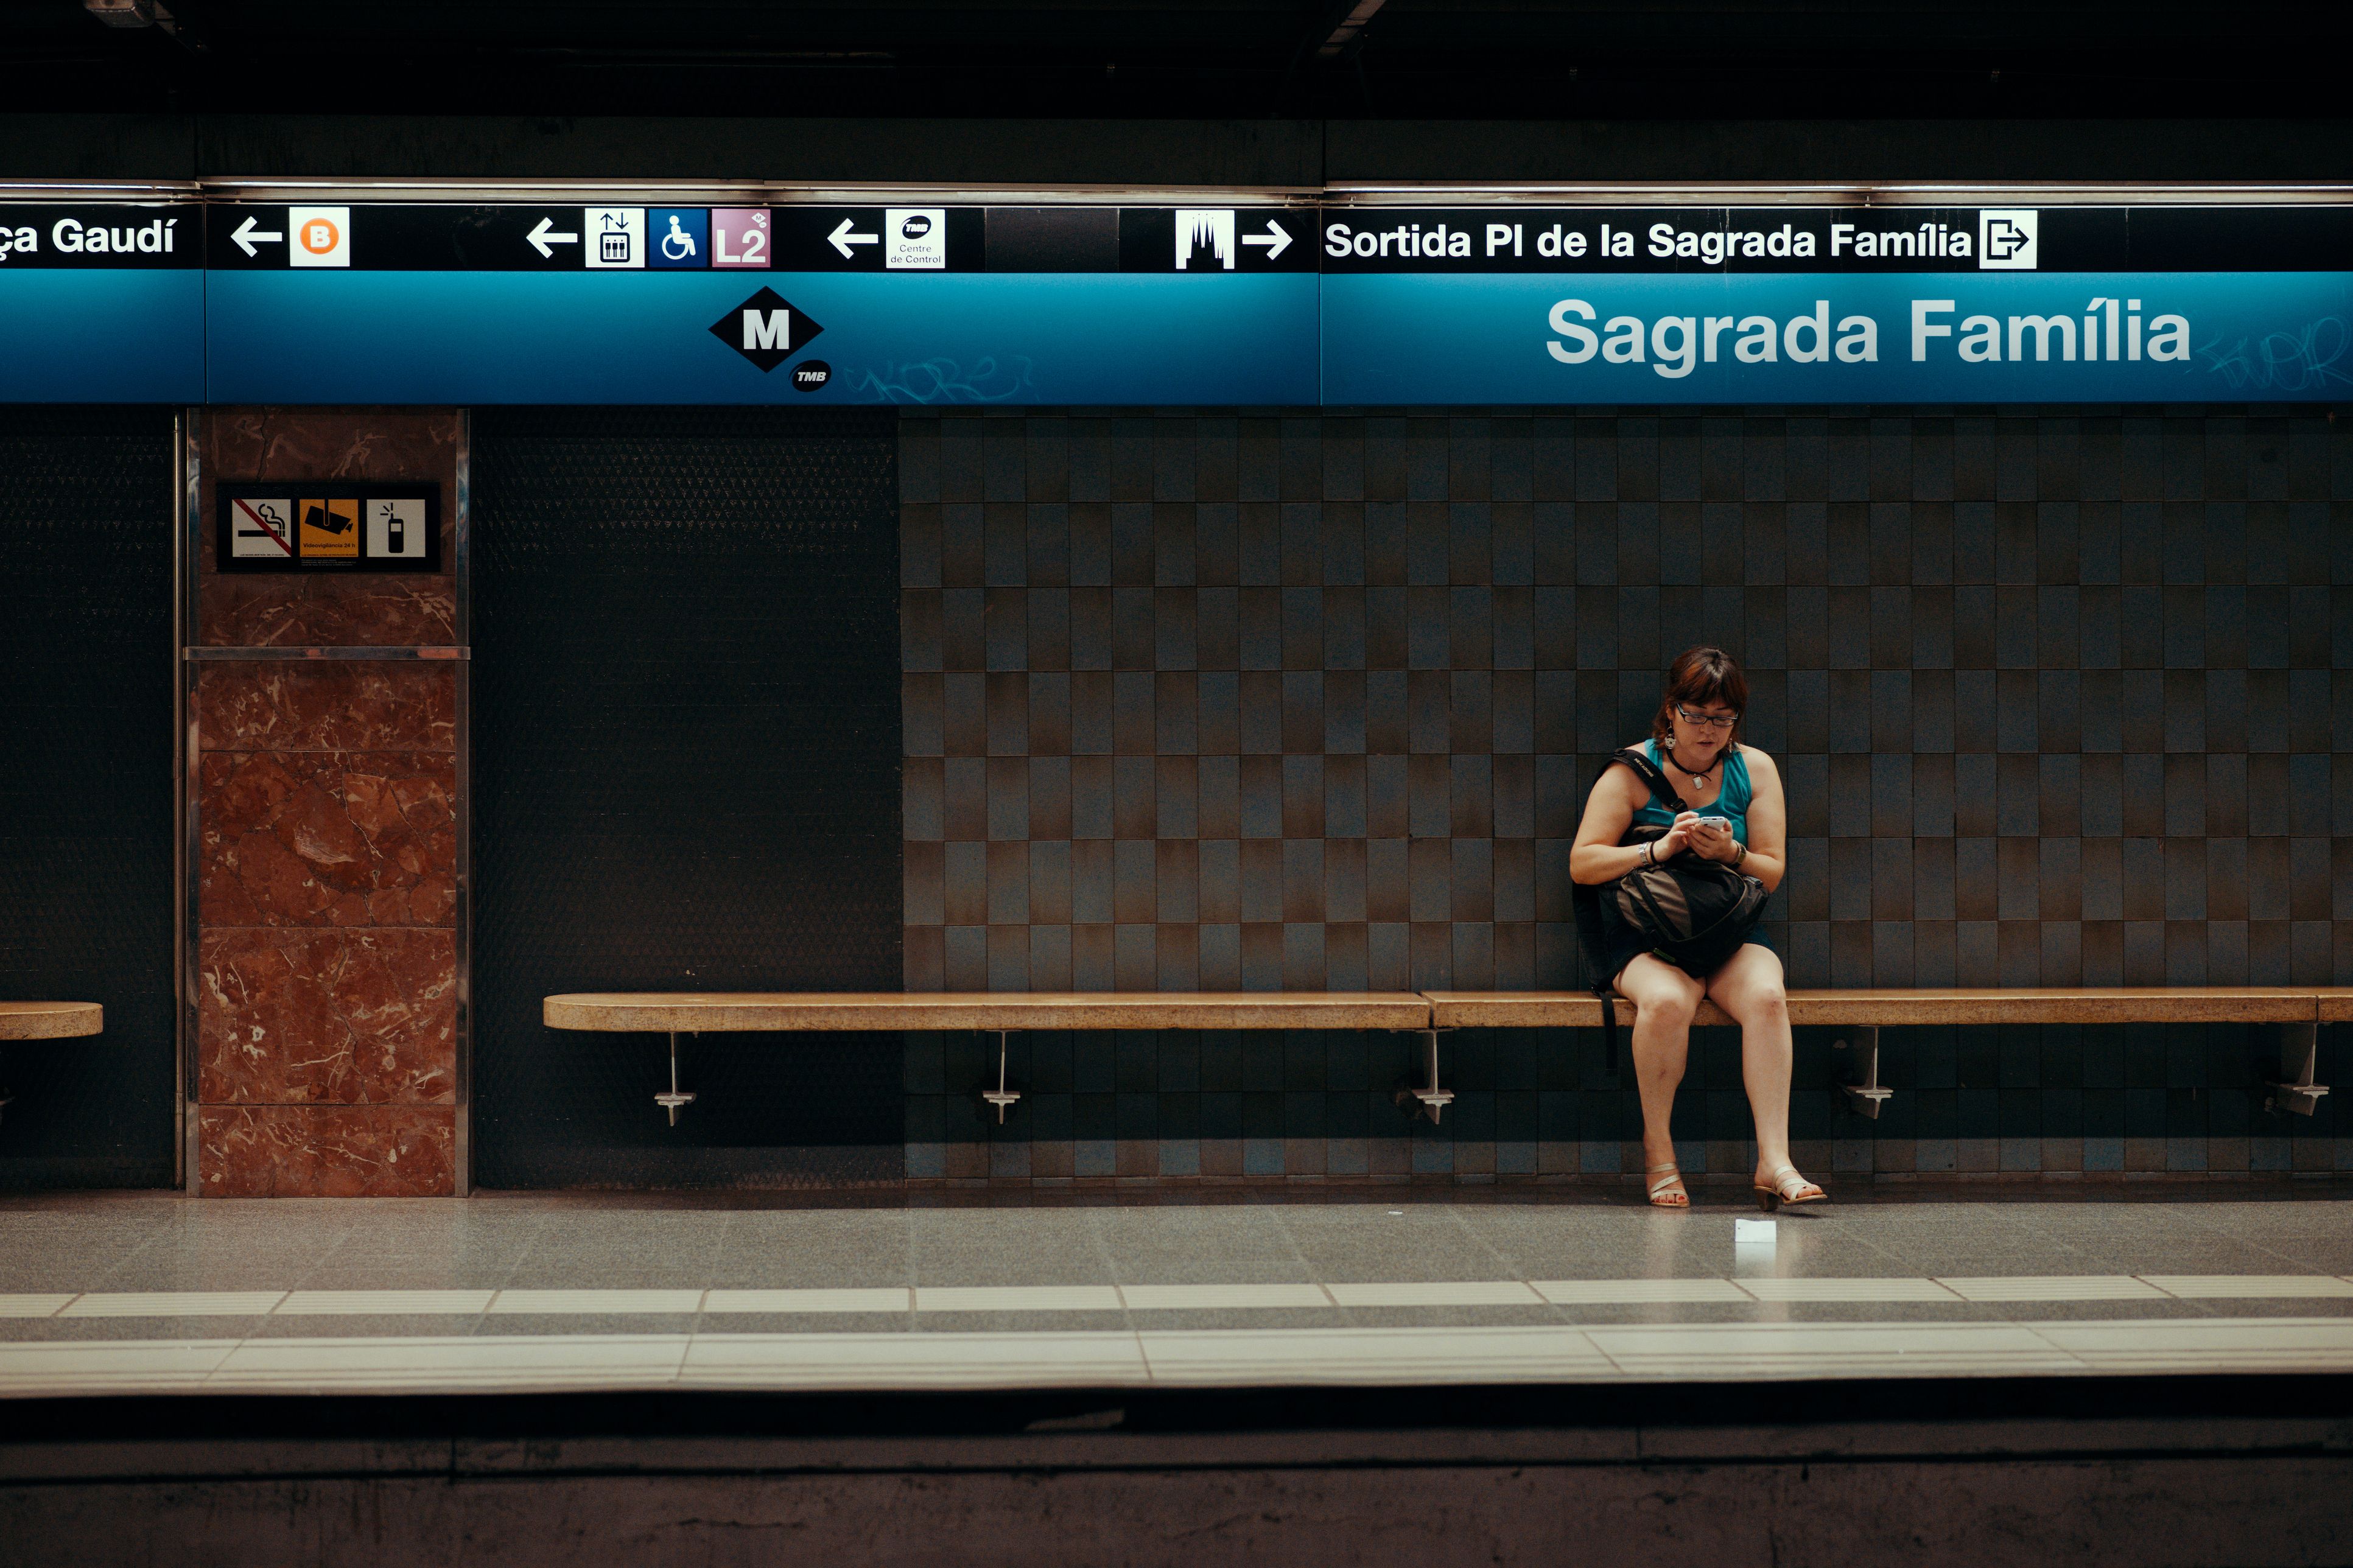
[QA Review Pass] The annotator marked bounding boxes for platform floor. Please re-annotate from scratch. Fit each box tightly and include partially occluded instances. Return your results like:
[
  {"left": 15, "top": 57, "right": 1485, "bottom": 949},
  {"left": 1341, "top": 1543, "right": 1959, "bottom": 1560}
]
[{"left": 5, "top": 1190, "right": 2353, "bottom": 1396}]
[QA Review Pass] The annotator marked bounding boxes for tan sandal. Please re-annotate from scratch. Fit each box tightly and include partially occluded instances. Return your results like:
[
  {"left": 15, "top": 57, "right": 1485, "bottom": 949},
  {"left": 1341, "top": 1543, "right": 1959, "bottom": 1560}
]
[
  {"left": 1646, "top": 1163, "right": 1689, "bottom": 1209},
  {"left": 1753, "top": 1164, "right": 1825, "bottom": 1211}
]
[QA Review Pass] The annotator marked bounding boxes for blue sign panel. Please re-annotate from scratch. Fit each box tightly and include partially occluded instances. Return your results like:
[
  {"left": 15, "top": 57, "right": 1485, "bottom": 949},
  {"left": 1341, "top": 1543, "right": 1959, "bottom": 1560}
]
[
  {"left": 1322, "top": 272, "right": 2353, "bottom": 405},
  {"left": 0, "top": 203, "right": 206, "bottom": 403},
  {"left": 0, "top": 268, "right": 206, "bottom": 402},
  {"left": 205, "top": 271, "right": 1320, "bottom": 406}
]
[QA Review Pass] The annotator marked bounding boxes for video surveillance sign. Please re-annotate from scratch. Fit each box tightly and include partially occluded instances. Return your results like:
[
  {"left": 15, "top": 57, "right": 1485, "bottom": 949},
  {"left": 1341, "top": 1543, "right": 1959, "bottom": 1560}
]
[{"left": 216, "top": 483, "right": 441, "bottom": 573}]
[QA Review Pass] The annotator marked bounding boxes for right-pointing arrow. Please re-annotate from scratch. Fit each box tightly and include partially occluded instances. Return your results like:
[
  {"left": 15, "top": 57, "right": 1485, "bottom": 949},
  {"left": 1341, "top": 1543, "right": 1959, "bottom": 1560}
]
[
  {"left": 528, "top": 216, "right": 581, "bottom": 259},
  {"left": 829, "top": 217, "right": 878, "bottom": 258},
  {"left": 231, "top": 215, "right": 284, "bottom": 258},
  {"left": 1241, "top": 219, "right": 1292, "bottom": 261}
]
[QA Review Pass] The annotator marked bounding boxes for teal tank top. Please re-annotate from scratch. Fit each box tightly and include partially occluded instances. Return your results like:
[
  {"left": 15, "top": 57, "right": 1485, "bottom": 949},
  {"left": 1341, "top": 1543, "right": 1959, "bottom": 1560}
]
[{"left": 1630, "top": 739, "right": 1752, "bottom": 845}]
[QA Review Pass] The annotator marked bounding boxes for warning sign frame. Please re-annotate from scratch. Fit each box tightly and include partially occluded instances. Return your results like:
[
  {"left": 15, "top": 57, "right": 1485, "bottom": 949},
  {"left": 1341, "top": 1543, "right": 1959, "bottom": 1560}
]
[{"left": 215, "top": 482, "right": 441, "bottom": 573}]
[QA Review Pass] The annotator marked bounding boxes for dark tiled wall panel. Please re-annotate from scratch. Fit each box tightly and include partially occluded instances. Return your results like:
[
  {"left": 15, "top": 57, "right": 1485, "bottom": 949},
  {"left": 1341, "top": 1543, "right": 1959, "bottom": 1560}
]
[
  {"left": 0, "top": 408, "right": 175, "bottom": 1191},
  {"left": 900, "top": 410, "right": 2352, "bottom": 1186},
  {"left": 475, "top": 408, "right": 905, "bottom": 1190}
]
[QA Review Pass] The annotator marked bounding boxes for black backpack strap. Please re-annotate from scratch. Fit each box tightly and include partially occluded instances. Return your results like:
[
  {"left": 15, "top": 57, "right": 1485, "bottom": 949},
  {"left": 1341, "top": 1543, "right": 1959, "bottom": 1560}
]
[{"left": 1611, "top": 744, "right": 1690, "bottom": 815}]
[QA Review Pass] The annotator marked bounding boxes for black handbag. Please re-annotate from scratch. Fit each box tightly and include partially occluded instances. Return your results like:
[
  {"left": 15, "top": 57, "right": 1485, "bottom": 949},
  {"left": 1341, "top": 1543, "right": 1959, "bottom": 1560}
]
[{"left": 1571, "top": 746, "right": 1770, "bottom": 1071}]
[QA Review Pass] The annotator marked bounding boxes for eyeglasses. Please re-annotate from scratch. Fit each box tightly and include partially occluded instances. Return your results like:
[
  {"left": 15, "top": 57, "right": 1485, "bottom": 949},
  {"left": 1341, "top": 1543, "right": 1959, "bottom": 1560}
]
[{"left": 1675, "top": 705, "right": 1738, "bottom": 731}]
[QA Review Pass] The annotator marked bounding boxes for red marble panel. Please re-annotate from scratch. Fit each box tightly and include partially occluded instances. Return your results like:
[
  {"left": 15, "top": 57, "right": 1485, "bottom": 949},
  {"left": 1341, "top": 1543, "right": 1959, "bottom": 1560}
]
[
  {"left": 199, "top": 407, "right": 459, "bottom": 648},
  {"left": 198, "top": 664, "right": 456, "bottom": 753},
  {"left": 198, "top": 1105, "right": 456, "bottom": 1197},
  {"left": 200, "top": 751, "right": 456, "bottom": 927},
  {"left": 198, "top": 927, "right": 455, "bottom": 1105},
  {"left": 201, "top": 577, "right": 458, "bottom": 648}
]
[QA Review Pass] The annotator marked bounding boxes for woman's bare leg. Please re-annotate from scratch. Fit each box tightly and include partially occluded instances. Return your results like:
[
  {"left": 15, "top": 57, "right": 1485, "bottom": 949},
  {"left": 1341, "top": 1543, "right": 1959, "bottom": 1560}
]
[
  {"left": 1618, "top": 954, "right": 1705, "bottom": 1198},
  {"left": 1703, "top": 943, "right": 1813, "bottom": 1189}
]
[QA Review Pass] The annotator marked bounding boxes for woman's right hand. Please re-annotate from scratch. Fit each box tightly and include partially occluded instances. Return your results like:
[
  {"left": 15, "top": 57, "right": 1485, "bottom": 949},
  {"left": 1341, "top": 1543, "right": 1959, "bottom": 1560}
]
[{"left": 1653, "top": 822, "right": 1691, "bottom": 860}]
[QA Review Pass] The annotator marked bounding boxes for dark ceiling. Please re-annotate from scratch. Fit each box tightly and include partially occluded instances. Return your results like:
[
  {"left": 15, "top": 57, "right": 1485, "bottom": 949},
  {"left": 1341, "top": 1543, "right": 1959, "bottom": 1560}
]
[{"left": 7, "top": 0, "right": 2349, "bottom": 122}]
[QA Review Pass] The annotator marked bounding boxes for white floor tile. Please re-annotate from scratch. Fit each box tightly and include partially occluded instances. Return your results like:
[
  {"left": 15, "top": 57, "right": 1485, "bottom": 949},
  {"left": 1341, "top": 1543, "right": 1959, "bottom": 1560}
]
[
  {"left": 1325, "top": 1281, "right": 1544, "bottom": 1307},
  {"left": 684, "top": 1331, "right": 1148, "bottom": 1389},
  {"left": 1532, "top": 1279, "right": 1752, "bottom": 1305},
  {"left": 0, "top": 1339, "right": 237, "bottom": 1393},
  {"left": 913, "top": 1286, "right": 1124, "bottom": 1313},
  {"left": 276, "top": 1290, "right": 497, "bottom": 1315},
  {"left": 486, "top": 1289, "right": 705, "bottom": 1314},
  {"left": 0, "top": 1295, "right": 75, "bottom": 1318},
  {"left": 1120, "top": 1283, "right": 1333, "bottom": 1311},
  {"left": 2144, "top": 1275, "right": 2353, "bottom": 1299},
  {"left": 2030, "top": 1317, "right": 2353, "bottom": 1371},
  {"left": 703, "top": 1288, "right": 912, "bottom": 1314},
  {"left": 209, "top": 1334, "right": 690, "bottom": 1390},
  {"left": 1139, "top": 1326, "right": 1613, "bottom": 1386},
  {"left": 1587, "top": 1320, "right": 2074, "bottom": 1379},
  {"left": 1937, "top": 1276, "right": 2166, "bottom": 1301},
  {"left": 61, "top": 1292, "right": 286, "bottom": 1318},
  {"left": 1736, "top": 1278, "right": 1961, "bottom": 1303}
]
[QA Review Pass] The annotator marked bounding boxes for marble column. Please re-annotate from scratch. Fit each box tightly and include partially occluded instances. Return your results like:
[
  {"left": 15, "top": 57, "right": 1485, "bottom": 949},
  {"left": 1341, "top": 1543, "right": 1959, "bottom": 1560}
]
[{"left": 193, "top": 410, "right": 462, "bottom": 1197}]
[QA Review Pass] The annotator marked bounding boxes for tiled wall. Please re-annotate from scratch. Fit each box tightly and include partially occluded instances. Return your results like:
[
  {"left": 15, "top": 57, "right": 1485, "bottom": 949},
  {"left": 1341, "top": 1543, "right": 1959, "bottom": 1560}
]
[
  {"left": 195, "top": 410, "right": 461, "bottom": 1197},
  {"left": 899, "top": 408, "right": 2351, "bottom": 1186},
  {"left": 0, "top": 408, "right": 175, "bottom": 1190}
]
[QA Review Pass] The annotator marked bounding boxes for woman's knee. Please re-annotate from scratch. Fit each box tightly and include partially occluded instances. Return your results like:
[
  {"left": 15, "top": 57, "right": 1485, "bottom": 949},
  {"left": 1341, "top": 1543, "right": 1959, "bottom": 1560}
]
[
  {"left": 1708, "top": 953, "right": 1787, "bottom": 1025},
  {"left": 1635, "top": 984, "right": 1700, "bottom": 1029}
]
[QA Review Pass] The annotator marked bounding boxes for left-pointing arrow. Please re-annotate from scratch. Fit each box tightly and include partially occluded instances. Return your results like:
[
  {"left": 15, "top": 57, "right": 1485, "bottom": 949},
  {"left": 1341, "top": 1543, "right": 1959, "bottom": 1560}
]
[
  {"left": 231, "top": 215, "right": 283, "bottom": 258},
  {"left": 828, "top": 217, "right": 878, "bottom": 258},
  {"left": 528, "top": 216, "right": 581, "bottom": 259}
]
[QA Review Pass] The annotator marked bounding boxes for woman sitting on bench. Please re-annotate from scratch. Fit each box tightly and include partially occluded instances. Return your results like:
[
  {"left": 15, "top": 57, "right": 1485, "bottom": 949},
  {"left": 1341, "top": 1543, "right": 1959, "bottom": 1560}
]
[{"left": 1569, "top": 646, "right": 1824, "bottom": 1212}]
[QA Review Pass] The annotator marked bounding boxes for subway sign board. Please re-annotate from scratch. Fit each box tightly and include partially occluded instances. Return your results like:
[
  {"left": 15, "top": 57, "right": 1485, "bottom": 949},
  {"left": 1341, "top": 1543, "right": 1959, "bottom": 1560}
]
[
  {"left": 1317, "top": 205, "right": 2353, "bottom": 404},
  {"left": 197, "top": 201, "right": 1319, "bottom": 405},
  {"left": 0, "top": 203, "right": 205, "bottom": 402},
  {"left": 0, "top": 198, "right": 2346, "bottom": 404}
]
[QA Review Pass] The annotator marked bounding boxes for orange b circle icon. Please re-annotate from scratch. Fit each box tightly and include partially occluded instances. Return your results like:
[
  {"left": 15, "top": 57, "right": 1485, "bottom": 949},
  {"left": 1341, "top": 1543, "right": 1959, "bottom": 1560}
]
[{"left": 301, "top": 218, "right": 340, "bottom": 254}]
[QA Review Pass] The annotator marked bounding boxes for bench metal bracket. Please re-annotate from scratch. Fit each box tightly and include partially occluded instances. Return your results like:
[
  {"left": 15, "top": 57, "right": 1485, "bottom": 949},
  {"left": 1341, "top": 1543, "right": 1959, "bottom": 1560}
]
[
  {"left": 1834, "top": 1025, "right": 1893, "bottom": 1119},
  {"left": 981, "top": 1030, "right": 1022, "bottom": 1123},
  {"left": 654, "top": 1031, "right": 696, "bottom": 1126},
  {"left": 1394, "top": 1027, "right": 1456, "bottom": 1124},
  {"left": 2265, "top": 1022, "right": 2329, "bottom": 1118}
]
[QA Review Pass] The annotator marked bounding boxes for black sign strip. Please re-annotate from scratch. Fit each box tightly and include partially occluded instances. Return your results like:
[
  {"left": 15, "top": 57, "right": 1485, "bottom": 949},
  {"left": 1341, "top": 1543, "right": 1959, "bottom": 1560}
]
[
  {"left": 143, "top": 199, "right": 2353, "bottom": 275},
  {"left": 0, "top": 205, "right": 203, "bottom": 270},
  {"left": 1316, "top": 205, "right": 2353, "bottom": 273}
]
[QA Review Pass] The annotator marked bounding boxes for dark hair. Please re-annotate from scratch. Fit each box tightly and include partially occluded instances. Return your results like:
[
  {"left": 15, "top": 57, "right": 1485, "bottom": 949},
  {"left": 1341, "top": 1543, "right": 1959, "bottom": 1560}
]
[{"left": 1651, "top": 646, "right": 1748, "bottom": 745}]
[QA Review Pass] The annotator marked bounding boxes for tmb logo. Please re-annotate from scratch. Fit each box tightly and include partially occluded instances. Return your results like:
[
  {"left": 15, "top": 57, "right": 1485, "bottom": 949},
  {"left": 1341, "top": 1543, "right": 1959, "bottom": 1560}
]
[
  {"left": 1977, "top": 209, "right": 2038, "bottom": 270},
  {"left": 710, "top": 285, "right": 825, "bottom": 371}
]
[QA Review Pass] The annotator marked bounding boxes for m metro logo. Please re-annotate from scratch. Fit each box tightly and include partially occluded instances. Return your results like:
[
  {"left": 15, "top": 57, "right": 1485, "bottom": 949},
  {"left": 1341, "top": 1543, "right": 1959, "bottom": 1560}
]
[{"left": 710, "top": 285, "right": 824, "bottom": 371}]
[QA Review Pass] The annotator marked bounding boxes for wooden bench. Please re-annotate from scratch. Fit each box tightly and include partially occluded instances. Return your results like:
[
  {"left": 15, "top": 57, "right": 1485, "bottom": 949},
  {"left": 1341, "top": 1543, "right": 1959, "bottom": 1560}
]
[
  {"left": 545, "top": 992, "right": 1432, "bottom": 1123},
  {"left": 0, "top": 1002, "right": 103, "bottom": 1127},
  {"left": 545, "top": 987, "right": 2335, "bottom": 1129},
  {"left": 1426, "top": 988, "right": 2329, "bottom": 1119}
]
